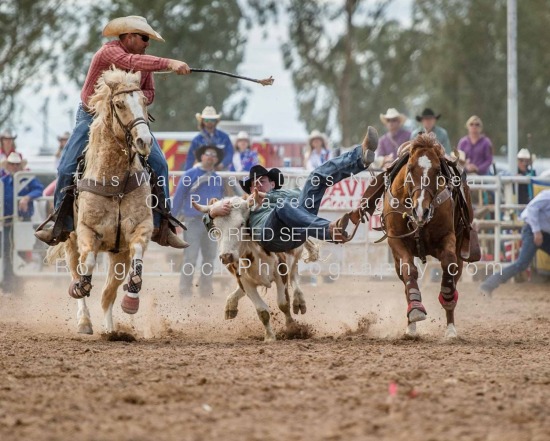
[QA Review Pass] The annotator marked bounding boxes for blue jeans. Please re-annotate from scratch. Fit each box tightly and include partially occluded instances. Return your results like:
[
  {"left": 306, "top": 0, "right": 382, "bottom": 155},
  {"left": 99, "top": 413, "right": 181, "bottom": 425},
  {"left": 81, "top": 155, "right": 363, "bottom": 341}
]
[
  {"left": 55, "top": 103, "right": 170, "bottom": 230},
  {"left": 179, "top": 217, "right": 217, "bottom": 296},
  {"left": 481, "top": 224, "right": 550, "bottom": 292},
  {"left": 261, "top": 144, "right": 367, "bottom": 252}
]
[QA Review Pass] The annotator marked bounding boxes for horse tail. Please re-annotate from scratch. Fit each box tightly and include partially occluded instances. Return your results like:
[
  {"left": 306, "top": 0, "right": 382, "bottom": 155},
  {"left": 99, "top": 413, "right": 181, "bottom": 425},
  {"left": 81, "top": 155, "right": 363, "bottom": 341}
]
[
  {"left": 45, "top": 242, "right": 66, "bottom": 265},
  {"left": 302, "top": 239, "right": 320, "bottom": 263}
]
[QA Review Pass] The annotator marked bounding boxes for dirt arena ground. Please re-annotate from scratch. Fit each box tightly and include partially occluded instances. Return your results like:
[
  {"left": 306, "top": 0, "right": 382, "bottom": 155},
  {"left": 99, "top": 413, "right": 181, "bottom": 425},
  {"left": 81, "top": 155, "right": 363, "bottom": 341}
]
[{"left": 0, "top": 274, "right": 549, "bottom": 441}]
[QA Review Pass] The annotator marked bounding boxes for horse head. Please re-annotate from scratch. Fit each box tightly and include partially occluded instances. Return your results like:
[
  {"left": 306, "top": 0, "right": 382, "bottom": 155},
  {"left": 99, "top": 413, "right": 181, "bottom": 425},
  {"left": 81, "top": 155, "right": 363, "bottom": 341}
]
[
  {"left": 90, "top": 68, "right": 152, "bottom": 157},
  {"left": 405, "top": 133, "right": 446, "bottom": 224}
]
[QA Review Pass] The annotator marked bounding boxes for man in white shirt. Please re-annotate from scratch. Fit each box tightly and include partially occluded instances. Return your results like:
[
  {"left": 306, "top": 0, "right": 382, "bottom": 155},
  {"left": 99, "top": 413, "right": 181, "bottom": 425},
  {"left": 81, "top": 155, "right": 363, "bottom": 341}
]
[{"left": 480, "top": 190, "right": 550, "bottom": 296}]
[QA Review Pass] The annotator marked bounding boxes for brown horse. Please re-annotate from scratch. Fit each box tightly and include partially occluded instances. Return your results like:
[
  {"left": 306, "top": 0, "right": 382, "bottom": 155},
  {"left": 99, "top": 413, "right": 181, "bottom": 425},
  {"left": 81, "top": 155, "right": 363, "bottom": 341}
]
[{"left": 382, "top": 133, "right": 473, "bottom": 339}]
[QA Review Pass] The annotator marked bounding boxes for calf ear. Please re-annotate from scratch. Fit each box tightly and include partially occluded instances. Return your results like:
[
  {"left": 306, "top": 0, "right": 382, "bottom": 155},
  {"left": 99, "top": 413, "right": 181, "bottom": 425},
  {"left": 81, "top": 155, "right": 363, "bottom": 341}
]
[
  {"left": 242, "top": 193, "right": 249, "bottom": 200},
  {"left": 208, "top": 198, "right": 219, "bottom": 206}
]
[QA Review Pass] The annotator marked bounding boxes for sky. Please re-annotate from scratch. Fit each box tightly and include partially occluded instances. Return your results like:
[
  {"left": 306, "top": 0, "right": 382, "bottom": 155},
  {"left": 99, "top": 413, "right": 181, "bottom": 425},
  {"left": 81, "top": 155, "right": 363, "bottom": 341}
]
[{"left": 13, "top": 0, "right": 413, "bottom": 157}]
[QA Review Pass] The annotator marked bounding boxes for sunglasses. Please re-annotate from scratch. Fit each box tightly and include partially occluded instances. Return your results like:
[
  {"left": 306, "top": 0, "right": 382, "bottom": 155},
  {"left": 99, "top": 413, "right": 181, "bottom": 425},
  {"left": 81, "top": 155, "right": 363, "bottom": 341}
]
[
  {"left": 203, "top": 118, "right": 218, "bottom": 123},
  {"left": 134, "top": 33, "right": 150, "bottom": 42},
  {"left": 202, "top": 151, "right": 217, "bottom": 157}
]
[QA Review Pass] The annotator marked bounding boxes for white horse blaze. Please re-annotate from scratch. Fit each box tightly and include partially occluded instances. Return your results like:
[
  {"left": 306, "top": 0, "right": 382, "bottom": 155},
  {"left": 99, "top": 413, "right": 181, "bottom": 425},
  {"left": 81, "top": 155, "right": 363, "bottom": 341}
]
[
  {"left": 127, "top": 93, "right": 152, "bottom": 150},
  {"left": 415, "top": 155, "right": 432, "bottom": 219}
]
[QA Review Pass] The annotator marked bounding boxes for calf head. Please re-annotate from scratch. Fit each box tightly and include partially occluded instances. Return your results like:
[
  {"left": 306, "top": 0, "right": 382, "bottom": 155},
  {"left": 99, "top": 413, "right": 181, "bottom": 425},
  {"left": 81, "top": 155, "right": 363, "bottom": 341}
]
[{"left": 193, "top": 196, "right": 253, "bottom": 265}]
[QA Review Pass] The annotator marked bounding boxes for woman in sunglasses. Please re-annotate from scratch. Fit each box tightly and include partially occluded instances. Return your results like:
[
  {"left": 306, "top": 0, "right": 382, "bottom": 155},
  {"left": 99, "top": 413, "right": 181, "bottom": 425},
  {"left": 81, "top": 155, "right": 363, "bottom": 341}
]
[
  {"left": 35, "top": 16, "right": 191, "bottom": 249},
  {"left": 457, "top": 115, "right": 494, "bottom": 176}
]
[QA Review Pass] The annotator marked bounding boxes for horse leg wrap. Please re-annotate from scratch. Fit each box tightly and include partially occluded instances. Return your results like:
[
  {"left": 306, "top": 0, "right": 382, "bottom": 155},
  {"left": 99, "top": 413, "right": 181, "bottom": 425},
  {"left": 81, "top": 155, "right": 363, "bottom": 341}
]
[
  {"left": 439, "top": 290, "right": 459, "bottom": 311},
  {"left": 69, "top": 275, "right": 93, "bottom": 299},
  {"left": 123, "top": 259, "right": 143, "bottom": 295},
  {"left": 406, "top": 285, "right": 427, "bottom": 321}
]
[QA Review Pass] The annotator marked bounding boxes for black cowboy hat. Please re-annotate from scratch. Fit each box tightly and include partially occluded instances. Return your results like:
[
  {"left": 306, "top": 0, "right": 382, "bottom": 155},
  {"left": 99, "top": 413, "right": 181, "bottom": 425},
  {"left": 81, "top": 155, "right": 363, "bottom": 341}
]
[
  {"left": 240, "top": 165, "right": 284, "bottom": 193},
  {"left": 194, "top": 144, "right": 224, "bottom": 166},
  {"left": 416, "top": 108, "right": 441, "bottom": 122}
]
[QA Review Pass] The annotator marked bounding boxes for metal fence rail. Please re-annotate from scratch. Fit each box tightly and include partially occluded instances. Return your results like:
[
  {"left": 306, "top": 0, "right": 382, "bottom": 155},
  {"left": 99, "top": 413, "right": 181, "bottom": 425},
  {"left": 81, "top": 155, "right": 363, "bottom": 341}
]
[{"left": 7, "top": 170, "right": 550, "bottom": 280}]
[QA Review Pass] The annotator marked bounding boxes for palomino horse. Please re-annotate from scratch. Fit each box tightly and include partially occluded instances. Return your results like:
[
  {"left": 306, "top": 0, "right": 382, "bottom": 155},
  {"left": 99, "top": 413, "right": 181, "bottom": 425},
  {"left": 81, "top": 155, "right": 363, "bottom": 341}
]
[
  {"left": 48, "top": 68, "right": 154, "bottom": 334},
  {"left": 383, "top": 133, "right": 473, "bottom": 339}
]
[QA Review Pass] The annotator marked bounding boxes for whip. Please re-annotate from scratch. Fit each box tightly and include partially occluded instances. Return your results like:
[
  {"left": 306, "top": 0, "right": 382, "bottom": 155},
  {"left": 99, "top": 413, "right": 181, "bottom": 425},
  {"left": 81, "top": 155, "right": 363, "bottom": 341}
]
[{"left": 156, "top": 68, "right": 274, "bottom": 86}]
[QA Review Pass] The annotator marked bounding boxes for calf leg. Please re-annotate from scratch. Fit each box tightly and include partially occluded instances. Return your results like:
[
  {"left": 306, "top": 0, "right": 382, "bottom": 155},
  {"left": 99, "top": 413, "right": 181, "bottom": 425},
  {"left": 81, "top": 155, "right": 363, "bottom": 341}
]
[
  {"left": 225, "top": 285, "right": 245, "bottom": 319},
  {"left": 274, "top": 274, "right": 294, "bottom": 326},
  {"left": 291, "top": 261, "right": 307, "bottom": 314},
  {"left": 241, "top": 279, "right": 276, "bottom": 342}
]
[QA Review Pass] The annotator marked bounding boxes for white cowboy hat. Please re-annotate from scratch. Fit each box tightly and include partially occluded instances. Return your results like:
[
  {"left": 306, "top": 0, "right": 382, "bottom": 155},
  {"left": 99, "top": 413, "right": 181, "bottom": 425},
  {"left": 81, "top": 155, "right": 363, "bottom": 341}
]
[
  {"left": 517, "top": 148, "right": 531, "bottom": 159},
  {"left": 0, "top": 151, "right": 27, "bottom": 169},
  {"left": 0, "top": 129, "right": 17, "bottom": 139},
  {"left": 102, "top": 16, "right": 165, "bottom": 42},
  {"left": 380, "top": 108, "right": 406, "bottom": 125},
  {"left": 195, "top": 106, "right": 222, "bottom": 122},
  {"left": 236, "top": 131, "right": 249, "bottom": 141}
]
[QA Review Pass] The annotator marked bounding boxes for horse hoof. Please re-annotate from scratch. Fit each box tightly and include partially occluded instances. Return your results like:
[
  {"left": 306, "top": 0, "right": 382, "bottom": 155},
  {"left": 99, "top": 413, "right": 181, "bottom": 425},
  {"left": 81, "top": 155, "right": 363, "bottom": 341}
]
[
  {"left": 299, "top": 304, "right": 307, "bottom": 314},
  {"left": 264, "top": 333, "right": 277, "bottom": 342},
  {"left": 121, "top": 295, "right": 139, "bottom": 314},
  {"left": 408, "top": 309, "right": 427, "bottom": 323},
  {"left": 78, "top": 325, "right": 93, "bottom": 335},
  {"left": 445, "top": 324, "right": 458, "bottom": 339},
  {"left": 405, "top": 322, "right": 417, "bottom": 337},
  {"left": 225, "top": 309, "right": 238, "bottom": 320},
  {"left": 293, "top": 303, "right": 299, "bottom": 315},
  {"left": 68, "top": 280, "right": 88, "bottom": 299}
]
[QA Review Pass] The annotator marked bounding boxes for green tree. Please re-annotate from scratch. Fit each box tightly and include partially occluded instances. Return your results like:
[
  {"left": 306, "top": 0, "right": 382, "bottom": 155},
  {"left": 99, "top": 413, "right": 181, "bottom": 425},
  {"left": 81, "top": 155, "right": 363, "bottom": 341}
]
[
  {"left": 65, "top": 0, "right": 247, "bottom": 131},
  {"left": 248, "top": 0, "right": 417, "bottom": 146},
  {"left": 411, "top": 0, "right": 550, "bottom": 155},
  {"left": 0, "top": 0, "right": 74, "bottom": 127}
]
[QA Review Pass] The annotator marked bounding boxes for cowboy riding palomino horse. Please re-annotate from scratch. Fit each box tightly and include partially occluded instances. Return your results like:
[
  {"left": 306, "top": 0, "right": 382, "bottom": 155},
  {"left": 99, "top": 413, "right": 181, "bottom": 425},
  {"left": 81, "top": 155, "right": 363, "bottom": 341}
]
[
  {"left": 47, "top": 67, "right": 162, "bottom": 334},
  {"left": 347, "top": 133, "right": 480, "bottom": 339}
]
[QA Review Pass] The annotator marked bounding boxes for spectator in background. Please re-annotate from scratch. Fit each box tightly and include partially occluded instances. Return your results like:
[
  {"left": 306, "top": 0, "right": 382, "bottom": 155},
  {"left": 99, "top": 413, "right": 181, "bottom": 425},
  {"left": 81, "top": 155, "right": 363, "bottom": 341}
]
[
  {"left": 377, "top": 108, "right": 410, "bottom": 170},
  {"left": 230, "top": 131, "right": 259, "bottom": 172},
  {"left": 1, "top": 152, "right": 44, "bottom": 293},
  {"left": 55, "top": 131, "right": 71, "bottom": 168},
  {"left": 305, "top": 130, "right": 331, "bottom": 171},
  {"left": 410, "top": 108, "right": 451, "bottom": 154},
  {"left": 173, "top": 145, "right": 225, "bottom": 298},
  {"left": 0, "top": 129, "right": 19, "bottom": 177},
  {"left": 480, "top": 189, "right": 550, "bottom": 297},
  {"left": 516, "top": 148, "right": 536, "bottom": 205},
  {"left": 185, "top": 106, "right": 233, "bottom": 171},
  {"left": 457, "top": 115, "right": 493, "bottom": 176}
]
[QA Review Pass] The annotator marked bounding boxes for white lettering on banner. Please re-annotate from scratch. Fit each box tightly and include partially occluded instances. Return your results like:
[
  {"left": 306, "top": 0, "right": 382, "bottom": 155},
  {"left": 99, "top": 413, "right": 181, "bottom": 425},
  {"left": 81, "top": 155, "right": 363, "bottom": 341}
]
[{"left": 320, "top": 177, "right": 369, "bottom": 210}]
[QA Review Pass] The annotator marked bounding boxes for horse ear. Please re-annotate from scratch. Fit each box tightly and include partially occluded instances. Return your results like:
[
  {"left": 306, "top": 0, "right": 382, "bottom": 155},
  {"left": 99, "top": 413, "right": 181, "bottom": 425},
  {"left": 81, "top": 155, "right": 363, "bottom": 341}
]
[{"left": 436, "top": 143, "right": 446, "bottom": 157}]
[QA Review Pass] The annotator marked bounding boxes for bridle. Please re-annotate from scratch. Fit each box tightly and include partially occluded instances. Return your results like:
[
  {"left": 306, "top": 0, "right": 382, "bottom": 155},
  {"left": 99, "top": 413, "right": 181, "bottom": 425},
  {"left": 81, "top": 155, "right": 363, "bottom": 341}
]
[
  {"left": 380, "top": 155, "right": 454, "bottom": 262},
  {"left": 109, "top": 87, "right": 150, "bottom": 159}
]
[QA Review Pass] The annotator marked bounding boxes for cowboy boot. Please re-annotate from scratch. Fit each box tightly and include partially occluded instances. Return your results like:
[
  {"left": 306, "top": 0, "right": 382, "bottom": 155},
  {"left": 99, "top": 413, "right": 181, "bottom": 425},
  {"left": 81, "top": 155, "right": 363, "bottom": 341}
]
[
  {"left": 151, "top": 226, "right": 189, "bottom": 249},
  {"left": 361, "top": 126, "right": 379, "bottom": 167},
  {"left": 328, "top": 213, "right": 351, "bottom": 244}
]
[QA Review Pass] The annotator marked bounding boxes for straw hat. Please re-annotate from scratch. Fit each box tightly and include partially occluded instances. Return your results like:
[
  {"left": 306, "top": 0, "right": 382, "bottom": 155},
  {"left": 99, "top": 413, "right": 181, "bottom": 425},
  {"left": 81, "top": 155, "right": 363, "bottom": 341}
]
[
  {"left": 0, "top": 129, "right": 17, "bottom": 140},
  {"left": 1, "top": 151, "right": 27, "bottom": 169},
  {"left": 517, "top": 148, "right": 536, "bottom": 162},
  {"left": 236, "top": 131, "right": 250, "bottom": 141},
  {"left": 195, "top": 106, "right": 222, "bottom": 123},
  {"left": 102, "top": 16, "right": 165, "bottom": 42},
  {"left": 308, "top": 130, "right": 328, "bottom": 147},
  {"left": 380, "top": 108, "right": 406, "bottom": 125}
]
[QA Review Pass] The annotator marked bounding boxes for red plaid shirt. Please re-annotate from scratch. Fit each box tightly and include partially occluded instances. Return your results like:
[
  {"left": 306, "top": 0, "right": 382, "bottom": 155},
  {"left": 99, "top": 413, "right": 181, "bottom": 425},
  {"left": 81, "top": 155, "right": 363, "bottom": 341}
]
[{"left": 80, "top": 40, "right": 170, "bottom": 106}]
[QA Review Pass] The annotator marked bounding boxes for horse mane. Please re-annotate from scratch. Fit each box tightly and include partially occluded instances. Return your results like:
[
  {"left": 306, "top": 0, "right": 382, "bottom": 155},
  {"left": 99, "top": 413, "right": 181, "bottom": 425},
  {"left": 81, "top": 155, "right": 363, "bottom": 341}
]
[
  {"left": 85, "top": 67, "right": 142, "bottom": 170},
  {"left": 410, "top": 133, "right": 445, "bottom": 157}
]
